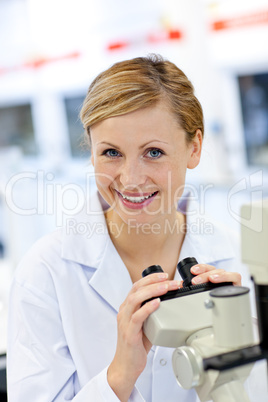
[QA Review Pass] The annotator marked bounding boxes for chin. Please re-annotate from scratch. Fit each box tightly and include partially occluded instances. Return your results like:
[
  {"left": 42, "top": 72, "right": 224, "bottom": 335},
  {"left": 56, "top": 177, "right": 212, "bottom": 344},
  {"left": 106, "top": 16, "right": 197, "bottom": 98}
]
[{"left": 122, "top": 211, "right": 163, "bottom": 227}]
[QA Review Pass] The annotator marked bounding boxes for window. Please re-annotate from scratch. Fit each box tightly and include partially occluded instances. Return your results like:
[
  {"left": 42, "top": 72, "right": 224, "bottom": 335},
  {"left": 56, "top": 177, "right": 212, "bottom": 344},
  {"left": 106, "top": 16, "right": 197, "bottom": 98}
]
[
  {"left": 238, "top": 73, "right": 268, "bottom": 167},
  {"left": 0, "top": 103, "right": 37, "bottom": 155},
  {"left": 64, "top": 95, "right": 89, "bottom": 158}
]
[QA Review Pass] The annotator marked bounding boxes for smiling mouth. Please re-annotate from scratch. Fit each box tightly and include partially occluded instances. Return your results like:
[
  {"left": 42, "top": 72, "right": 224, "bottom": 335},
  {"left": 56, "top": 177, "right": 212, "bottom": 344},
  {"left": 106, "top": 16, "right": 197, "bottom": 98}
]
[{"left": 116, "top": 190, "right": 158, "bottom": 204}]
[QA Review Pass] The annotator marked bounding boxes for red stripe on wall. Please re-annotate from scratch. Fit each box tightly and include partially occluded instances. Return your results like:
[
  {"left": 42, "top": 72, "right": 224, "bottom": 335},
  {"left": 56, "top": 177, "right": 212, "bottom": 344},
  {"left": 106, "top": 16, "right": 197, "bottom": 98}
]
[{"left": 212, "top": 10, "right": 268, "bottom": 31}]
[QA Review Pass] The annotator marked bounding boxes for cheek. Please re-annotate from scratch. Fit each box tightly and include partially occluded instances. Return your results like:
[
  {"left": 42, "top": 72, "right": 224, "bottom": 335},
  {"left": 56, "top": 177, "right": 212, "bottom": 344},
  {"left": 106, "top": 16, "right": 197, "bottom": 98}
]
[
  {"left": 165, "top": 162, "right": 187, "bottom": 200},
  {"left": 95, "top": 173, "right": 114, "bottom": 196},
  {"left": 94, "top": 175, "right": 115, "bottom": 207},
  {"left": 95, "top": 175, "right": 111, "bottom": 191},
  {"left": 93, "top": 162, "right": 122, "bottom": 208},
  {"left": 161, "top": 161, "right": 187, "bottom": 186},
  {"left": 94, "top": 161, "right": 116, "bottom": 187}
]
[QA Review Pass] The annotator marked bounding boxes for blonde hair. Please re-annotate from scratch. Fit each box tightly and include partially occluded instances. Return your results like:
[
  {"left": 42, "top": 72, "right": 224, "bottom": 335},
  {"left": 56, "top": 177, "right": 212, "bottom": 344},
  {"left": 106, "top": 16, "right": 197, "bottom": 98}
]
[{"left": 80, "top": 54, "right": 204, "bottom": 143}]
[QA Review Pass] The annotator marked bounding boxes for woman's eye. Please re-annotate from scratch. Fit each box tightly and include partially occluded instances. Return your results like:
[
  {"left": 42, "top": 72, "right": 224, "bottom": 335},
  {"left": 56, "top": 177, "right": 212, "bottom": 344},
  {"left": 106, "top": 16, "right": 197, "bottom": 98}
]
[
  {"left": 103, "top": 149, "right": 120, "bottom": 158},
  {"left": 146, "top": 148, "right": 163, "bottom": 159}
]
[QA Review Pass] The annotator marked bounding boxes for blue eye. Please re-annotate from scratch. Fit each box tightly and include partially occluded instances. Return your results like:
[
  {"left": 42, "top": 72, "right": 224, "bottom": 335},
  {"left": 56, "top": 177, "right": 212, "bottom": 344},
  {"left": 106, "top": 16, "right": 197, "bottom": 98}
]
[
  {"left": 103, "top": 149, "right": 120, "bottom": 158},
  {"left": 146, "top": 148, "right": 163, "bottom": 159}
]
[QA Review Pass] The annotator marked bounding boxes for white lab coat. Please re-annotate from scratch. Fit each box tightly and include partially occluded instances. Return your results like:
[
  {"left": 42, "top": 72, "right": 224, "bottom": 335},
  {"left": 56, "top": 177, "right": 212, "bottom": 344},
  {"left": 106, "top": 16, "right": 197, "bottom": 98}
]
[{"left": 7, "top": 191, "right": 266, "bottom": 401}]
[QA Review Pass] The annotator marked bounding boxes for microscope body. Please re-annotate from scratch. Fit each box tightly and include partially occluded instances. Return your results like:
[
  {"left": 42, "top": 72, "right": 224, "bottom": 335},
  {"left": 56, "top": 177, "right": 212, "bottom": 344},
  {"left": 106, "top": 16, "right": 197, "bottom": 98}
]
[
  {"left": 142, "top": 259, "right": 256, "bottom": 401},
  {"left": 143, "top": 289, "right": 212, "bottom": 348}
]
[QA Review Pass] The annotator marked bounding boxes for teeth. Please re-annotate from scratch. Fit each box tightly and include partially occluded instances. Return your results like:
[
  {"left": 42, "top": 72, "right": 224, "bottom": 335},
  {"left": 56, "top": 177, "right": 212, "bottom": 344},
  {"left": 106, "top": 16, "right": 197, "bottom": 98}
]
[{"left": 120, "top": 191, "right": 156, "bottom": 203}]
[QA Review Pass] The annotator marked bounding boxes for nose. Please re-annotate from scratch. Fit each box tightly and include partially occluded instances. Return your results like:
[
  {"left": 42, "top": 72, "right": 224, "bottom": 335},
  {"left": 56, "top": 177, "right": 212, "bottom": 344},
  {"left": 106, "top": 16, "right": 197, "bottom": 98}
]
[{"left": 119, "top": 158, "right": 146, "bottom": 189}]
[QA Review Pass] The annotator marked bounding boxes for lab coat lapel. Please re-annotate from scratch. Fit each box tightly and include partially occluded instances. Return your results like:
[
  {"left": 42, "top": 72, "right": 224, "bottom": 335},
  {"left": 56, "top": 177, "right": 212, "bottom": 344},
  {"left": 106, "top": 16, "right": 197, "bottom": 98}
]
[
  {"left": 89, "top": 237, "right": 133, "bottom": 313},
  {"left": 62, "top": 190, "right": 133, "bottom": 313}
]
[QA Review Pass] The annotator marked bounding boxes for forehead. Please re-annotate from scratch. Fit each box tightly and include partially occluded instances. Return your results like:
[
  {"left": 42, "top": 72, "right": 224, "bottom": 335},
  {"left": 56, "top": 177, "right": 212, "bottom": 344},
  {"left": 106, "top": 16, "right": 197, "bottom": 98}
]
[{"left": 91, "top": 101, "right": 182, "bottom": 139}]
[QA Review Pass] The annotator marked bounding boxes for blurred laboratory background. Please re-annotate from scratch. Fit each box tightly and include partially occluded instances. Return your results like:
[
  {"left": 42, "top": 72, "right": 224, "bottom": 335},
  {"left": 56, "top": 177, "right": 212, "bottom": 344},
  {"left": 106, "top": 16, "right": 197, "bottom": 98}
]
[{"left": 0, "top": 0, "right": 268, "bottom": 398}]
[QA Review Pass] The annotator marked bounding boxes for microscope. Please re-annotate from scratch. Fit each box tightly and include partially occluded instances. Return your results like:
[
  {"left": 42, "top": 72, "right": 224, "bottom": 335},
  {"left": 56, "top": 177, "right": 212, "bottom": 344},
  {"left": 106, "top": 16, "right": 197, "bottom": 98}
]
[{"left": 142, "top": 199, "right": 268, "bottom": 401}]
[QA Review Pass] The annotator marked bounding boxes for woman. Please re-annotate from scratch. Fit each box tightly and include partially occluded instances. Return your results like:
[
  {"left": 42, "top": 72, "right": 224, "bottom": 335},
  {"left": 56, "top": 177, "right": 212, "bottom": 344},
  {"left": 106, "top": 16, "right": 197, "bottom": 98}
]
[{"left": 7, "top": 55, "right": 243, "bottom": 402}]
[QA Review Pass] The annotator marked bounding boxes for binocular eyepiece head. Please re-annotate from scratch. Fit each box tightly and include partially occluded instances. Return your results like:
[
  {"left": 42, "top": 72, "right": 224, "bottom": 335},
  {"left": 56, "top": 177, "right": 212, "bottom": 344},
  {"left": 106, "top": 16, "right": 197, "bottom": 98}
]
[{"left": 142, "top": 257, "right": 198, "bottom": 288}]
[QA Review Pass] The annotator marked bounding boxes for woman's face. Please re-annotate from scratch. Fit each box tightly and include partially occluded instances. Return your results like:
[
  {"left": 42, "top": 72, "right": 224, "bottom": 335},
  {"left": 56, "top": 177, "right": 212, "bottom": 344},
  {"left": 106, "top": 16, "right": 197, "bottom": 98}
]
[{"left": 90, "top": 101, "right": 202, "bottom": 225}]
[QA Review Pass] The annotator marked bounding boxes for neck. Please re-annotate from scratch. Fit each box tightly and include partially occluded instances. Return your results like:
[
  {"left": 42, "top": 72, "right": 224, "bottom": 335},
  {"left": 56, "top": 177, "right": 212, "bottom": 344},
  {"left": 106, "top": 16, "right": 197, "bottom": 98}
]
[{"left": 105, "top": 209, "right": 186, "bottom": 281}]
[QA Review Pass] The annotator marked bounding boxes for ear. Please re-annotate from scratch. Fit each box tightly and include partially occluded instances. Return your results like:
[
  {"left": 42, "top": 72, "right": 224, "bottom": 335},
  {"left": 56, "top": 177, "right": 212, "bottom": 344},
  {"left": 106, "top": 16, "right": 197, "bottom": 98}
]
[{"left": 187, "top": 129, "right": 203, "bottom": 169}]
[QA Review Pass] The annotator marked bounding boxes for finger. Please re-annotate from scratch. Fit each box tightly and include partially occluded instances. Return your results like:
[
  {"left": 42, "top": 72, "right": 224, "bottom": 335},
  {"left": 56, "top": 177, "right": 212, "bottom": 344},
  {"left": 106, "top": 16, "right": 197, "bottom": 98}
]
[
  {"left": 208, "top": 271, "right": 242, "bottom": 286},
  {"left": 131, "top": 272, "right": 169, "bottom": 293},
  {"left": 117, "top": 298, "right": 160, "bottom": 346},
  {"left": 122, "top": 279, "right": 181, "bottom": 321},
  {"left": 191, "top": 269, "right": 225, "bottom": 285},
  {"left": 130, "top": 298, "right": 161, "bottom": 336},
  {"left": 130, "top": 280, "right": 180, "bottom": 308},
  {"left": 190, "top": 264, "right": 216, "bottom": 275},
  {"left": 120, "top": 273, "right": 169, "bottom": 309},
  {"left": 119, "top": 282, "right": 167, "bottom": 321},
  {"left": 192, "top": 269, "right": 242, "bottom": 286}
]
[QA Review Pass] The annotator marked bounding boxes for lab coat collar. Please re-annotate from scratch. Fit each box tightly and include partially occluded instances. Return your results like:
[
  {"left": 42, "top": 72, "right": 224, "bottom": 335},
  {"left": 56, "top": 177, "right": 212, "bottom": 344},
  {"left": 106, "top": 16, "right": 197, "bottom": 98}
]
[{"left": 61, "top": 190, "right": 236, "bottom": 311}]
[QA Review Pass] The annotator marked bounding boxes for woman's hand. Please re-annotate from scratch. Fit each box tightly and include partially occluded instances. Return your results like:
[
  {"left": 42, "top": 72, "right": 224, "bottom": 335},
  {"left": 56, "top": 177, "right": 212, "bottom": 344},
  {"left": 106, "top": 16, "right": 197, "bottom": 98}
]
[
  {"left": 190, "top": 264, "right": 241, "bottom": 286},
  {"left": 107, "top": 273, "right": 181, "bottom": 402}
]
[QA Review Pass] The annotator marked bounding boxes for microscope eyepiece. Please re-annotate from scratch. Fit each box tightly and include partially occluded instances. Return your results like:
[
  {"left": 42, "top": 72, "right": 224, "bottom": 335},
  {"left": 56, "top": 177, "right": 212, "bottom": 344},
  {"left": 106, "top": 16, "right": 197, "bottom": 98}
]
[
  {"left": 142, "top": 257, "right": 233, "bottom": 305},
  {"left": 177, "top": 257, "right": 198, "bottom": 287},
  {"left": 142, "top": 265, "right": 164, "bottom": 277}
]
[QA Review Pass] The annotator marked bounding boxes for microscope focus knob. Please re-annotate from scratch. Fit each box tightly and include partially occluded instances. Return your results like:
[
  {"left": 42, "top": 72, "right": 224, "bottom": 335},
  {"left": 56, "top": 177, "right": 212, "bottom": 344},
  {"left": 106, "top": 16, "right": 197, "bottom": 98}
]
[{"left": 172, "top": 346, "right": 204, "bottom": 389}]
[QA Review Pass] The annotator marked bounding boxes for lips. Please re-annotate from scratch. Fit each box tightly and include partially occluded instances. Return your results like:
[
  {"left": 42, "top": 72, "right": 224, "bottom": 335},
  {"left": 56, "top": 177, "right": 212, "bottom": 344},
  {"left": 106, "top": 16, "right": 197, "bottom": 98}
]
[
  {"left": 116, "top": 190, "right": 158, "bottom": 204},
  {"left": 115, "top": 189, "right": 158, "bottom": 209}
]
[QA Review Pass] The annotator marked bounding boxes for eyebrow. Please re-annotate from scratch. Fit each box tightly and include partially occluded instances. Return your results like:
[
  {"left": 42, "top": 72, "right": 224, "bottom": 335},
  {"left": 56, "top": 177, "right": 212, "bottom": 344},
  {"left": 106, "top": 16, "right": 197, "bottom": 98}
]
[{"left": 97, "top": 140, "right": 169, "bottom": 149}]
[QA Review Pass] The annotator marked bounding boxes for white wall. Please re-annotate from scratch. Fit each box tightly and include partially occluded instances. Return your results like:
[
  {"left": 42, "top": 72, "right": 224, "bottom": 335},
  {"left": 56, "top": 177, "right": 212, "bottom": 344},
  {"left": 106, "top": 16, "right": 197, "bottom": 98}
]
[{"left": 0, "top": 0, "right": 267, "bottom": 266}]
